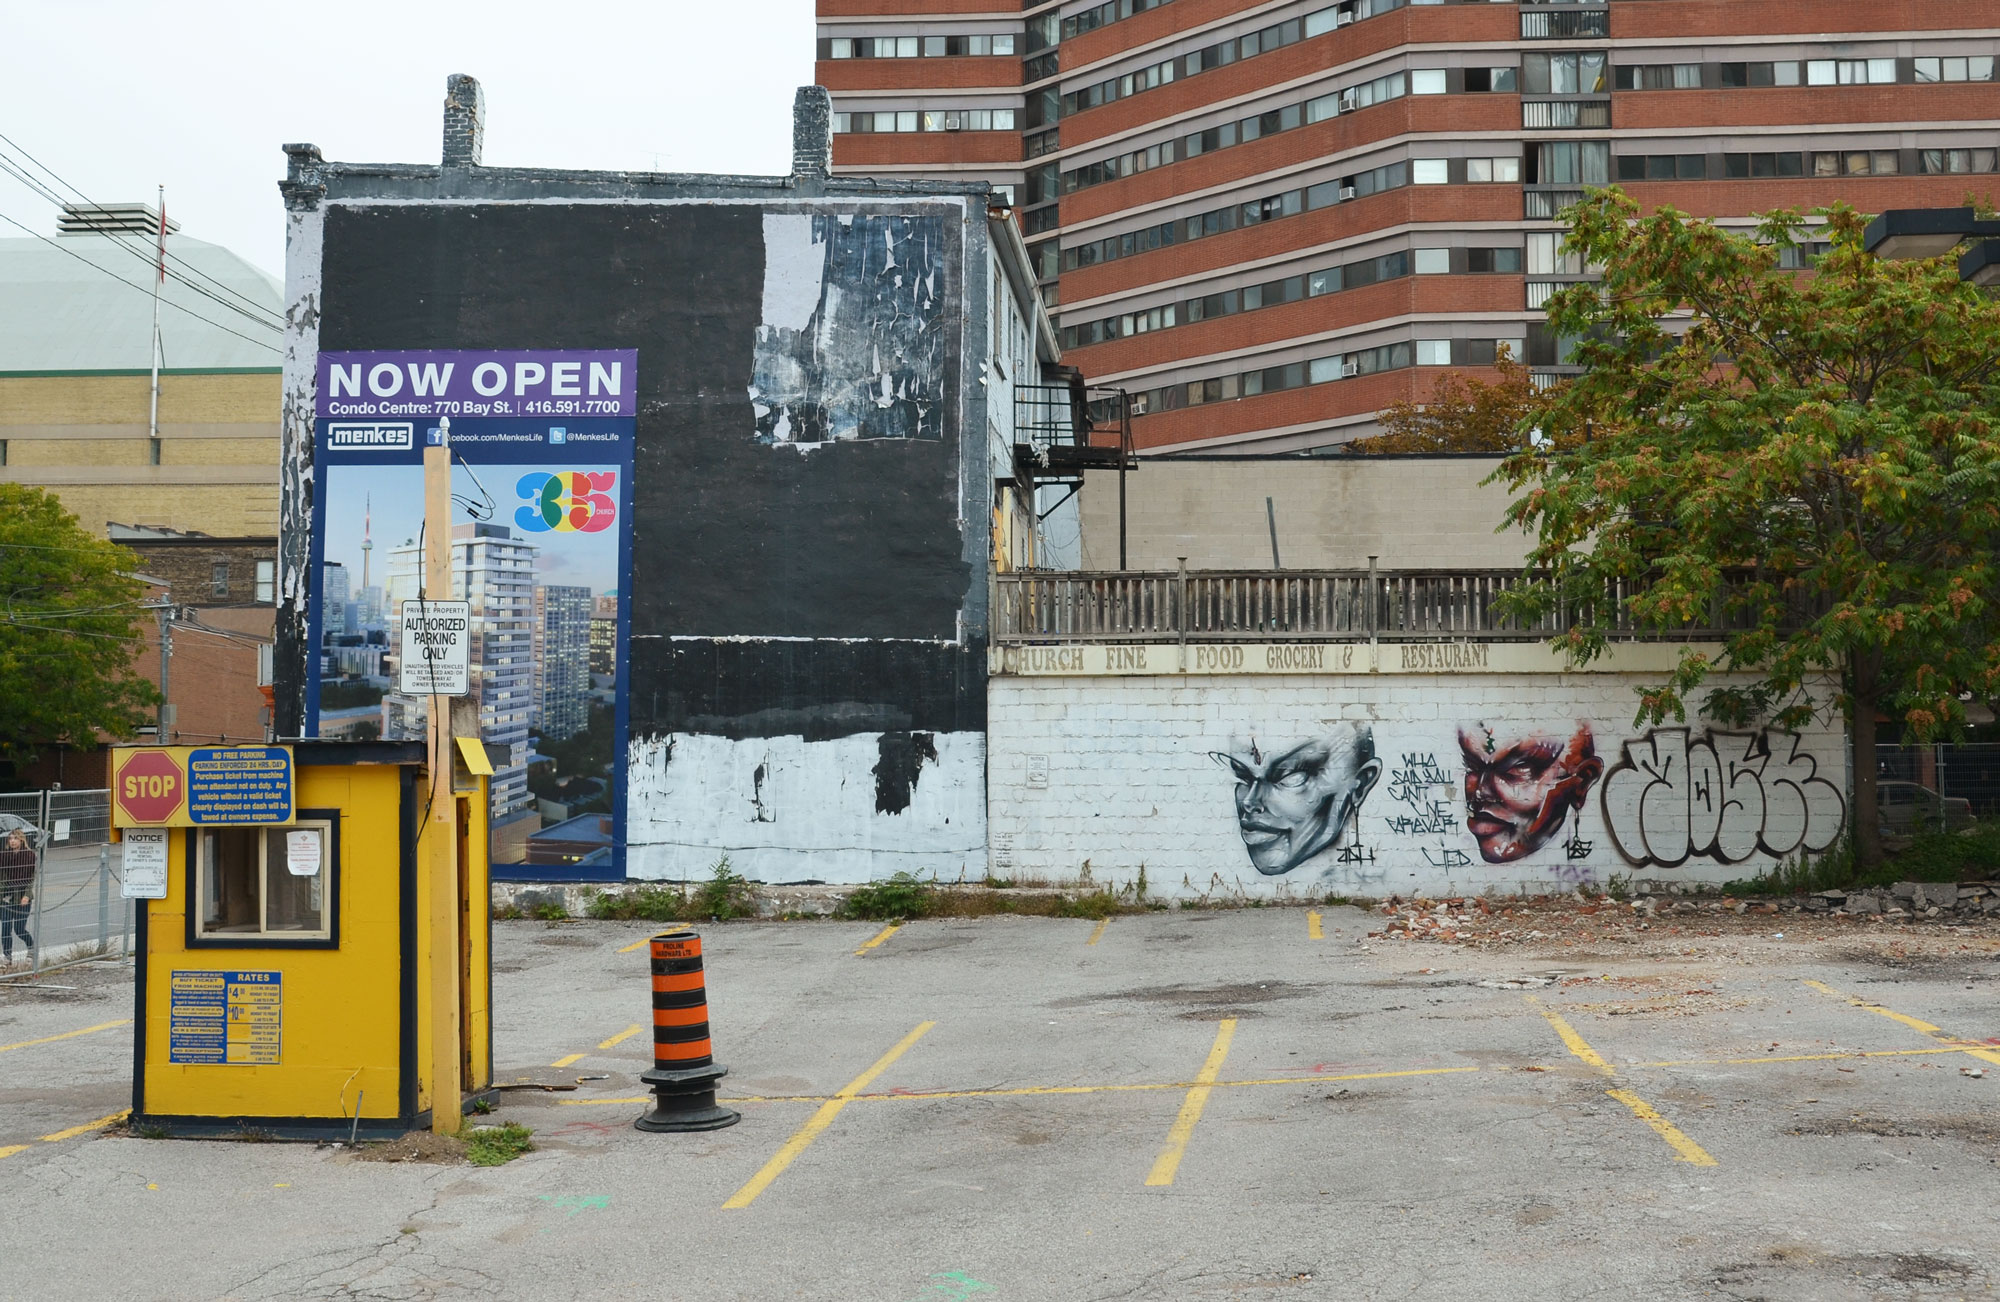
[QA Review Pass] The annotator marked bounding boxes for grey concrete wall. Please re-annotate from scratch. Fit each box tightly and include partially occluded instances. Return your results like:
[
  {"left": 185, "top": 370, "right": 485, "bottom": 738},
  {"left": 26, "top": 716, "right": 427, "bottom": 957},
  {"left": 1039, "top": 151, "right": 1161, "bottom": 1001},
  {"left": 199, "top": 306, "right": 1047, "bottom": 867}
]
[{"left": 1074, "top": 456, "right": 1528, "bottom": 571}]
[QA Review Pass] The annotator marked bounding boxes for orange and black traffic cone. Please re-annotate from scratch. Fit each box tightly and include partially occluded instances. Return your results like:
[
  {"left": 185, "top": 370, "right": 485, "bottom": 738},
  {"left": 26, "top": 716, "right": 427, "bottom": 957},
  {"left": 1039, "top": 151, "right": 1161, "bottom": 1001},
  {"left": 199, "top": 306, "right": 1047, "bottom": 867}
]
[{"left": 635, "top": 928, "right": 740, "bottom": 1133}]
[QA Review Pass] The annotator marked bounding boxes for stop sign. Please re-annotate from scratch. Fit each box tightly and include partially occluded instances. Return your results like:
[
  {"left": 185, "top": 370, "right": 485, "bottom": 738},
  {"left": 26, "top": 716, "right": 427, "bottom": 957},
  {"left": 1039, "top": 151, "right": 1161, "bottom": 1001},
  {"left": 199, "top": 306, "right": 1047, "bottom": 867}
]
[{"left": 116, "top": 750, "right": 184, "bottom": 824}]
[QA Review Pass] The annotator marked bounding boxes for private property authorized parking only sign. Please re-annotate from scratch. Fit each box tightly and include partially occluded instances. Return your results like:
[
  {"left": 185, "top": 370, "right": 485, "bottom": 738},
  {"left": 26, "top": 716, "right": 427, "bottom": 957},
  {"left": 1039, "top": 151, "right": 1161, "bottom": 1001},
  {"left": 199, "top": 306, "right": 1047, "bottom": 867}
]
[{"left": 399, "top": 600, "right": 471, "bottom": 695}]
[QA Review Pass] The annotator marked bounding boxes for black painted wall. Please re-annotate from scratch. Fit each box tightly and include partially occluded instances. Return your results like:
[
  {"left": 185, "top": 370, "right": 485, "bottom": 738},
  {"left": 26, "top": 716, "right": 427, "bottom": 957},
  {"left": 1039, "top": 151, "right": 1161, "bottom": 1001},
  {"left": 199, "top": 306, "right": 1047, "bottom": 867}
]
[{"left": 317, "top": 201, "right": 982, "bottom": 743}]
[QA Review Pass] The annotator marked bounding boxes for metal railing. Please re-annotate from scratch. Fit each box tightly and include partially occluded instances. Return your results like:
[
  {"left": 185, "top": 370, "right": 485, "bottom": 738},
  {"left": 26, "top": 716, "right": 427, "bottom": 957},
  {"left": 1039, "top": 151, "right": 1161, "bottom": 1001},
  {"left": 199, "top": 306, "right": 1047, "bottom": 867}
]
[
  {"left": 1521, "top": 7, "right": 1609, "bottom": 39},
  {"left": 0, "top": 789, "right": 129, "bottom": 977},
  {"left": 993, "top": 568, "right": 1756, "bottom": 644}
]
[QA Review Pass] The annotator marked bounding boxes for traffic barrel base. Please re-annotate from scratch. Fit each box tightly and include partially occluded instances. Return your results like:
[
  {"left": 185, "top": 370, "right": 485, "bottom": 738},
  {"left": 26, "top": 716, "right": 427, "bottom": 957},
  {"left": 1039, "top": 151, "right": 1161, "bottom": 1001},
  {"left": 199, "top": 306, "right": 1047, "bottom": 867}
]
[
  {"left": 635, "top": 927, "right": 742, "bottom": 1133},
  {"left": 635, "top": 1063, "right": 740, "bottom": 1132}
]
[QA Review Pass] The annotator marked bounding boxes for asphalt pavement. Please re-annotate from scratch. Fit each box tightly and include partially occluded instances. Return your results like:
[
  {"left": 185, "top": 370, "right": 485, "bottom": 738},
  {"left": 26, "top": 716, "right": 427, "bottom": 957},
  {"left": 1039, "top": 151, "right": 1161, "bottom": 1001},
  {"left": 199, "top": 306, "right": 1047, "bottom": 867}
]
[{"left": 2, "top": 908, "right": 1999, "bottom": 1300}]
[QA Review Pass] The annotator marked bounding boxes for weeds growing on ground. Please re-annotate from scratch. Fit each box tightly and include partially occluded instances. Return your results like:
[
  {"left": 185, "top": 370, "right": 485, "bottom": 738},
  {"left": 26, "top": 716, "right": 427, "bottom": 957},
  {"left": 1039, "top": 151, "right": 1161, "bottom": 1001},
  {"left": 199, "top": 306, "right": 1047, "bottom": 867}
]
[
  {"left": 841, "top": 866, "right": 1162, "bottom": 921},
  {"left": 1723, "top": 825, "right": 2000, "bottom": 896},
  {"left": 463, "top": 1122, "right": 534, "bottom": 1167},
  {"left": 528, "top": 900, "right": 569, "bottom": 922},
  {"left": 582, "top": 859, "right": 756, "bottom": 923},
  {"left": 493, "top": 903, "right": 525, "bottom": 921}
]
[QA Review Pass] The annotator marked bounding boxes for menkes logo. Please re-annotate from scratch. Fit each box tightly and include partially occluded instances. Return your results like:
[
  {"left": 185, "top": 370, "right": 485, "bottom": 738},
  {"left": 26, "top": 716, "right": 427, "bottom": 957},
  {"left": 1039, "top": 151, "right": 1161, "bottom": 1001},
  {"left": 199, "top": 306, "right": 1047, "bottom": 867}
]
[{"left": 327, "top": 422, "right": 414, "bottom": 451}]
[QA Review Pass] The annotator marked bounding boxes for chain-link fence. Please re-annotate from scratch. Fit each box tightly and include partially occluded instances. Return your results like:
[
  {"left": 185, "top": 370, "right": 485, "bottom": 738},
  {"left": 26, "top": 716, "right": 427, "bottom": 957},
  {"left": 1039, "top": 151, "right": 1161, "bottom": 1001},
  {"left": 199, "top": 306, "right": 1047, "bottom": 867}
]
[
  {"left": 1876, "top": 743, "right": 2000, "bottom": 832},
  {"left": 0, "top": 789, "right": 130, "bottom": 977}
]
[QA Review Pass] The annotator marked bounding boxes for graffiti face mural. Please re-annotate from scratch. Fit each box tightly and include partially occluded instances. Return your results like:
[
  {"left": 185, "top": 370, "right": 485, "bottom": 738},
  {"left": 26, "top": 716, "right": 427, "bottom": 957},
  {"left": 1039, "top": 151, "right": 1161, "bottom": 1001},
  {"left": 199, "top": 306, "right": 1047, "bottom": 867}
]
[
  {"left": 1458, "top": 722, "right": 1604, "bottom": 863},
  {"left": 1601, "top": 727, "right": 1845, "bottom": 867},
  {"left": 1214, "top": 725, "right": 1382, "bottom": 875}
]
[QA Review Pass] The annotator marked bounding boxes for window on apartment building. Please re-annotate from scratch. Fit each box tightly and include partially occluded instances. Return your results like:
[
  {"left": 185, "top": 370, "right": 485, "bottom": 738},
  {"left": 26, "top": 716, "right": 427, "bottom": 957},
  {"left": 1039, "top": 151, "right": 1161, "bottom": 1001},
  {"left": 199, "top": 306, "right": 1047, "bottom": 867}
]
[
  {"left": 1613, "top": 63, "right": 1702, "bottom": 91},
  {"left": 1416, "top": 339, "right": 1452, "bottom": 366},
  {"left": 835, "top": 110, "right": 1014, "bottom": 133},
  {"left": 1410, "top": 69, "right": 1447, "bottom": 95},
  {"left": 1722, "top": 151, "right": 1806, "bottom": 177},
  {"left": 1915, "top": 56, "right": 1997, "bottom": 83},
  {"left": 1615, "top": 154, "right": 1706, "bottom": 181},
  {"left": 1529, "top": 141, "right": 1610, "bottom": 185},
  {"left": 1804, "top": 58, "right": 1895, "bottom": 86},
  {"left": 1464, "top": 157, "right": 1522, "bottom": 183},
  {"left": 1462, "top": 67, "right": 1518, "bottom": 93},
  {"left": 1812, "top": 149, "right": 1900, "bottom": 176},
  {"left": 1411, "top": 158, "right": 1450, "bottom": 184},
  {"left": 1413, "top": 248, "right": 1451, "bottom": 274},
  {"left": 1522, "top": 52, "right": 1608, "bottom": 95},
  {"left": 1466, "top": 247, "right": 1523, "bottom": 273},
  {"left": 920, "top": 34, "right": 1018, "bottom": 56},
  {"left": 255, "top": 561, "right": 275, "bottom": 604},
  {"left": 1719, "top": 61, "right": 1802, "bottom": 88},
  {"left": 1921, "top": 147, "right": 2000, "bottom": 174},
  {"left": 1527, "top": 232, "right": 1587, "bottom": 276},
  {"left": 1062, "top": 0, "right": 1170, "bottom": 40},
  {"left": 211, "top": 563, "right": 230, "bottom": 598}
]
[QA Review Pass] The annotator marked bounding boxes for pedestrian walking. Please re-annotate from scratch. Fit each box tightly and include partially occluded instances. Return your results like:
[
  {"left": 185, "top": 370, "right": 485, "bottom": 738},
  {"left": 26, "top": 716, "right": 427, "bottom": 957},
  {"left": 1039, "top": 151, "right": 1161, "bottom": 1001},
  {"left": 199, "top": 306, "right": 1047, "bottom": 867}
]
[{"left": 0, "top": 828, "right": 35, "bottom": 964}]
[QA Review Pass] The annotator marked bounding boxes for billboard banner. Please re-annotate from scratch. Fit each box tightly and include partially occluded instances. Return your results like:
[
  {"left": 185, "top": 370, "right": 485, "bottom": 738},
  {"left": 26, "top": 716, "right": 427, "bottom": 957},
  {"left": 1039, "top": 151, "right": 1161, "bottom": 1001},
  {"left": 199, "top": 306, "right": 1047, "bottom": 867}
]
[{"left": 309, "top": 350, "right": 635, "bottom": 878}]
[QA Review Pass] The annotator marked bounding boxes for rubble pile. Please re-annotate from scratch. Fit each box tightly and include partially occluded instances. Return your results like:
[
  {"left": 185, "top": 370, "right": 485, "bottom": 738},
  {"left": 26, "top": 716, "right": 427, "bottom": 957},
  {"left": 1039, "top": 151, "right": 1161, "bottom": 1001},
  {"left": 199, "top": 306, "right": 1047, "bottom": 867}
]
[{"left": 1365, "top": 881, "right": 2000, "bottom": 949}]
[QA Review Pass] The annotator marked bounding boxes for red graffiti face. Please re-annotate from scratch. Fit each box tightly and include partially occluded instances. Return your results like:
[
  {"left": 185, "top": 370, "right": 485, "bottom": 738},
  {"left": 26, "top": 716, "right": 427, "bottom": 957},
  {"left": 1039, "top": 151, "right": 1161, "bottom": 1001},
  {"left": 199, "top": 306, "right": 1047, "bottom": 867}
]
[{"left": 1458, "top": 723, "right": 1603, "bottom": 863}]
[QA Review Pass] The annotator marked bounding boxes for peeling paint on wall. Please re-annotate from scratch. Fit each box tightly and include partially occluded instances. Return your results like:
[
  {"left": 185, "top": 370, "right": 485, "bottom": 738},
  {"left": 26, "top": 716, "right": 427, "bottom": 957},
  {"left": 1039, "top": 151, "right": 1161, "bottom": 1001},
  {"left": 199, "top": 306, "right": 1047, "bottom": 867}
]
[
  {"left": 626, "top": 730, "right": 983, "bottom": 882},
  {"left": 750, "top": 212, "right": 946, "bottom": 447},
  {"left": 873, "top": 730, "right": 938, "bottom": 815}
]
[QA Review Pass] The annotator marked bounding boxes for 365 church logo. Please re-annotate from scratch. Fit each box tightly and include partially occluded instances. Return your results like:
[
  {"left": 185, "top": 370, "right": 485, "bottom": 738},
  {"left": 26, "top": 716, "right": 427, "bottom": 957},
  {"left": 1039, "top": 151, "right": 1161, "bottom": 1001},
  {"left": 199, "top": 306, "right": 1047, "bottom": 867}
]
[
  {"left": 516, "top": 470, "right": 618, "bottom": 533},
  {"left": 327, "top": 422, "right": 414, "bottom": 451}
]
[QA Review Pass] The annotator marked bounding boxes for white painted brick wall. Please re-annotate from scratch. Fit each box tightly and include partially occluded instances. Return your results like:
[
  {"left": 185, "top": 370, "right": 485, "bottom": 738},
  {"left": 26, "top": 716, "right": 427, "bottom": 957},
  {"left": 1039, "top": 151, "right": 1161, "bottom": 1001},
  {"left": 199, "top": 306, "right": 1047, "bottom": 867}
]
[{"left": 989, "top": 673, "right": 1847, "bottom": 899}]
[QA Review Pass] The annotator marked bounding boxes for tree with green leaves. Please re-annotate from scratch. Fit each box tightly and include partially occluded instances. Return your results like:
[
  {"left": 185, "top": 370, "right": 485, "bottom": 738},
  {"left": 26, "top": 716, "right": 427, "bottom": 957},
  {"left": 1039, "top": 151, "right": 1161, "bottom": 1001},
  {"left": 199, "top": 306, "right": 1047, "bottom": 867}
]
[
  {"left": 1495, "top": 192, "right": 2000, "bottom": 870},
  {"left": 0, "top": 485, "right": 157, "bottom": 768}
]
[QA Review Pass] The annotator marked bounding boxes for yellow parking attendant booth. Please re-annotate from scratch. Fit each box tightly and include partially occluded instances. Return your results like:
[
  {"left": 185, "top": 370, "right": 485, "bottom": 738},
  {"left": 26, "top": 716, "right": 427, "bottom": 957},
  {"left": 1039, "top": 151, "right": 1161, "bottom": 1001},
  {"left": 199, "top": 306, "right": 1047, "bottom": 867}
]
[{"left": 116, "top": 740, "right": 493, "bottom": 1138}]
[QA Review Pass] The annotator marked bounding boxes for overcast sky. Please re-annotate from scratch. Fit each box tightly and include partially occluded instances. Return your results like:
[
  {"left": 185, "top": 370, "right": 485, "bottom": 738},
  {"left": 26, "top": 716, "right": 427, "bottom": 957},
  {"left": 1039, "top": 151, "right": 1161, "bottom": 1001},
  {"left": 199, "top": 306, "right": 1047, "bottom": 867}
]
[{"left": 2, "top": 1, "right": 817, "bottom": 280}]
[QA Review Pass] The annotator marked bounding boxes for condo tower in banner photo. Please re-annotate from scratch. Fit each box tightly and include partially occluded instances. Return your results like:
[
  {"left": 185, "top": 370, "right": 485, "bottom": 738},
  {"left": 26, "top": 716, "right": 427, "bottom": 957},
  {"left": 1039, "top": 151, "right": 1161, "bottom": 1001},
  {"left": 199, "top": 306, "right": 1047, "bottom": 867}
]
[{"left": 818, "top": 0, "right": 2000, "bottom": 453}]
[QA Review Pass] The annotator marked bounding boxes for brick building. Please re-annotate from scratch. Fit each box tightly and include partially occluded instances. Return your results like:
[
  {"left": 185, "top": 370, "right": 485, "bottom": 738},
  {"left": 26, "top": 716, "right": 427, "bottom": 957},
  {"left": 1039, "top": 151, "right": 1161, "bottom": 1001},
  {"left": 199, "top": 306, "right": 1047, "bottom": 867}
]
[{"left": 818, "top": 0, "right": 2000, "bottom": 452}]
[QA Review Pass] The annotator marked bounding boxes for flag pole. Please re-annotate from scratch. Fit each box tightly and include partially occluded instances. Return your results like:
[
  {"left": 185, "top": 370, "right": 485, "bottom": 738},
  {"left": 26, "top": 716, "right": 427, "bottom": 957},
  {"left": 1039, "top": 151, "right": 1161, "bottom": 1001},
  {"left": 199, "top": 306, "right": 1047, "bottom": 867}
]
[{"left": 147, "top": 185, "right": 165, "bottom": 453}]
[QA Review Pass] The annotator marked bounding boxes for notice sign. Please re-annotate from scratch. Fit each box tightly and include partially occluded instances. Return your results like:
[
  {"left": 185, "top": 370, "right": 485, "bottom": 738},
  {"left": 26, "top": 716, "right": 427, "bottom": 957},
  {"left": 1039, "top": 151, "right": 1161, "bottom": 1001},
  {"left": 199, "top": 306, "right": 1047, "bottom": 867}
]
[
  {"left": 187, "top": 748, "right": 294, "bottom": 825},
  {"left": 168, "top": 971, "right": 281, "bottom": 1065},
  {"left": 121, "top": 829, "right": 169, "bottom": 899},
  {"left": 399, "top": 600, "right": 471, "bottom": 695},
  {"left": 285, "top": 830, "right": 321, "bottom": 877}
]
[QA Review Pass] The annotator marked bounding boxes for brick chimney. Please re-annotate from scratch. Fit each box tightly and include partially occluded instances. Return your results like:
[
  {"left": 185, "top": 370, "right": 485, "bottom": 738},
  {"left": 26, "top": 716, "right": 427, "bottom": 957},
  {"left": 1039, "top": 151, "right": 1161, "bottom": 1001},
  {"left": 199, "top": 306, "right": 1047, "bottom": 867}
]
[
  {"left": 443, "top": 74, "right": 485, "bottom": 167},
  {"left": 792, "top": 85, "right": 832, "bottom": 180}
]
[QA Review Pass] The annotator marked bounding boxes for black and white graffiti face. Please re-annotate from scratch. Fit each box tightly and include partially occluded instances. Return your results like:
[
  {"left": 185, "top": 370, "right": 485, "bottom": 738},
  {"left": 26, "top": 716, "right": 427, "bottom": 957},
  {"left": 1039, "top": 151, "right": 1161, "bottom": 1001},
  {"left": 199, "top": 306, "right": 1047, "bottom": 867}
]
[{"left": 1214, "top": 727, "right": 1382, "bottom": 875}]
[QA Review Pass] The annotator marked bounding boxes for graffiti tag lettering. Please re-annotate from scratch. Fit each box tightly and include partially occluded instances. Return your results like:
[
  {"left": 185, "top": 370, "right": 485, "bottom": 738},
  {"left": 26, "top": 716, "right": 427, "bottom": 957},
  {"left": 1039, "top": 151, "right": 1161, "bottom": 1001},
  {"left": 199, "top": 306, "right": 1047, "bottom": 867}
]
[
  {"left": 1422, "top": 846, "right": 1472, "bottom": 868},
  {"left": 1334, "top": 842, "right": 1377, "bottom": 865},
  {"left": 1601, "top": 728, "right": 1844, "bottom": 867},
  {"left": 1382, "top": 802, "right": 1457, "bottom": 836}
]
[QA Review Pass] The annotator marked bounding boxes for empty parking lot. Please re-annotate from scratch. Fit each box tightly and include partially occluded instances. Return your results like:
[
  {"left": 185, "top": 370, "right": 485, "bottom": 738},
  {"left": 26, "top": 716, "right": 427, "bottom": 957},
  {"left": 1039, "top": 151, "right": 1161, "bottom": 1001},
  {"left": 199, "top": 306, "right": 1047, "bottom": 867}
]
[{"left": 3, "top": 907, "right": 1999, "bottom": 1300}]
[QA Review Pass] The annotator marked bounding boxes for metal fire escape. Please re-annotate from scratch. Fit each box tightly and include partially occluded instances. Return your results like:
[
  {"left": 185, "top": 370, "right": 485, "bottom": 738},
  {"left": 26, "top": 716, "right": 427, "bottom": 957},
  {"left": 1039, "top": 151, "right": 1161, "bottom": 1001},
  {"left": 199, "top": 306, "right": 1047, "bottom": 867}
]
[{"left": 1012, "top": 368, "right": 1138, "bottom": 568}]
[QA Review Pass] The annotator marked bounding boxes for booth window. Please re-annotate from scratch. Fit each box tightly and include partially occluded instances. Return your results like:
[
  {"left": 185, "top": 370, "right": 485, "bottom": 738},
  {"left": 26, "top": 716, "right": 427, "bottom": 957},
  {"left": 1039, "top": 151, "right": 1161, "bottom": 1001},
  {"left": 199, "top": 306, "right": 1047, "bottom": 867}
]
[{"left": 193, "top": 817, "right": 336, "bottom": 944}]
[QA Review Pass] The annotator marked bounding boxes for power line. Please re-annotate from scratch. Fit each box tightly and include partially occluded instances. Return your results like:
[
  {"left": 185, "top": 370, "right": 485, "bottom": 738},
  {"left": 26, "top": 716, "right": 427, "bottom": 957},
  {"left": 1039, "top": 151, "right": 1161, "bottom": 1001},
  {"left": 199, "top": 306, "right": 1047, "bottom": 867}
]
[
  {"left": 0, "top": 207, "right": 280, "bottom": 355},
  {"left": 0, "top": 154, "right": 282, "bottom": 336},
  {"left": 0, "top": 133, "right": 284, "bottom": 329}
]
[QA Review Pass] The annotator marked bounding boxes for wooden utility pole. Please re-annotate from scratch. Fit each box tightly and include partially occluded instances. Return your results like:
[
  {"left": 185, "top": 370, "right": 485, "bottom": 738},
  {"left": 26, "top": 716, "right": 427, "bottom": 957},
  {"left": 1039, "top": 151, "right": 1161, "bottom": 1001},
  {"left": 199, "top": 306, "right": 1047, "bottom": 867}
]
[{"left": 424, "top": 418, "right": 462, "bottom": 1133}]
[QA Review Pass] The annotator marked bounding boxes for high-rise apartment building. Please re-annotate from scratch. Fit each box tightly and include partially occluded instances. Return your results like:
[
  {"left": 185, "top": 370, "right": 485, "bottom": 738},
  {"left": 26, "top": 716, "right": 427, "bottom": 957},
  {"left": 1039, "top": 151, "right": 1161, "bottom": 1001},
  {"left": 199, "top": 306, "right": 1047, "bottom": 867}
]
[
  {"left": 819, "top": 0, "right": 2000, "bottom": 453},
  {"left": 531, "top": 584, "right": 593, "bottom": 742}
]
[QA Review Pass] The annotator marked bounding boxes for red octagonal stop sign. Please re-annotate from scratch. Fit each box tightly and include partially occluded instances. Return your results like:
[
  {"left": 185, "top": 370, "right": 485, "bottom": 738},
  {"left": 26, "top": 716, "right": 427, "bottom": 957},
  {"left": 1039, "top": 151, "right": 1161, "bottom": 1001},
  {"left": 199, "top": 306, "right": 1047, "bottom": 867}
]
[{"left": 116, "top": 750, "right": 185, "bottom": 825}]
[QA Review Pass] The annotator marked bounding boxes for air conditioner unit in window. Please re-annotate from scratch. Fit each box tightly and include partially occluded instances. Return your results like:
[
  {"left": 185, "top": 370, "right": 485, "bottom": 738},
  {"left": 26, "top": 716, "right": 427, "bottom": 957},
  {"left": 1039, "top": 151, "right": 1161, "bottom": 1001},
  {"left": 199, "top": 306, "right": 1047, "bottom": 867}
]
[
  {"left": 1339, "top": 360, "right": 1360, "bottom": 379},
  {"left": 1338, "top": 93, "right": 1358, "bottom": 112},
  {"left": 945, "top": 120, "right": 962, "bottom": 130},
  {"left": 1338, "top": 184, "right": 1358, "bottom": 201},
  {"left": 1334, "top": 10, "right": 1354, "bottom": 25}
]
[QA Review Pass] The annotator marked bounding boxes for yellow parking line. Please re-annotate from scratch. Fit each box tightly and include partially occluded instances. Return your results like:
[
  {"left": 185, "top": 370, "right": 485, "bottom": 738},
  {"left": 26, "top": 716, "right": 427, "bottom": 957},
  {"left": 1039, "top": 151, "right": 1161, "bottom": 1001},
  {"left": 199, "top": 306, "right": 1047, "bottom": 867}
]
[
  {"left": 1802, "top": 979, "right": 2000, "bottom": 1067},
  {"left": 855, "top": 924, "right": 900, "bottom": 956},
  {"left": 1086, "top": 918, "right": 1109, "bottom": 946},
  {"left": 616, "top": 937, "right": 651, "bottom": 953},
  {"left": 1307, "top": 910, "right": 1323, "bottom": 940},
  {"left": 0, "top": 1020, "right": 130, "bottom": 1055},
  {"left": 1638, "top": 1047, "right": 1964, "bottom": 1068},
  {"left": 0, "top": 1145, "right": 28, "bottom": 1161},
  {"left": 1145, "top": 1019, "right": 1237, "bottom": 1187},
  {"left": 40, "top": 1110, "right": 127, "bottom": 1144},
  {"left": 722, "top": 1021, "right": 935, "bottom": 1209},
  {"left": 1606, "top": 1090, "right": 1716, "bottom": 1167},
  {"left": 598, "top": 1024, "right": 643, "bottom": 1051},
  {"left": 1526, "top": 997, "right": 1716, "bottom": 1167},
  {"left": 551, "top": 1053, "right": 586, "bottom": 1069}
]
